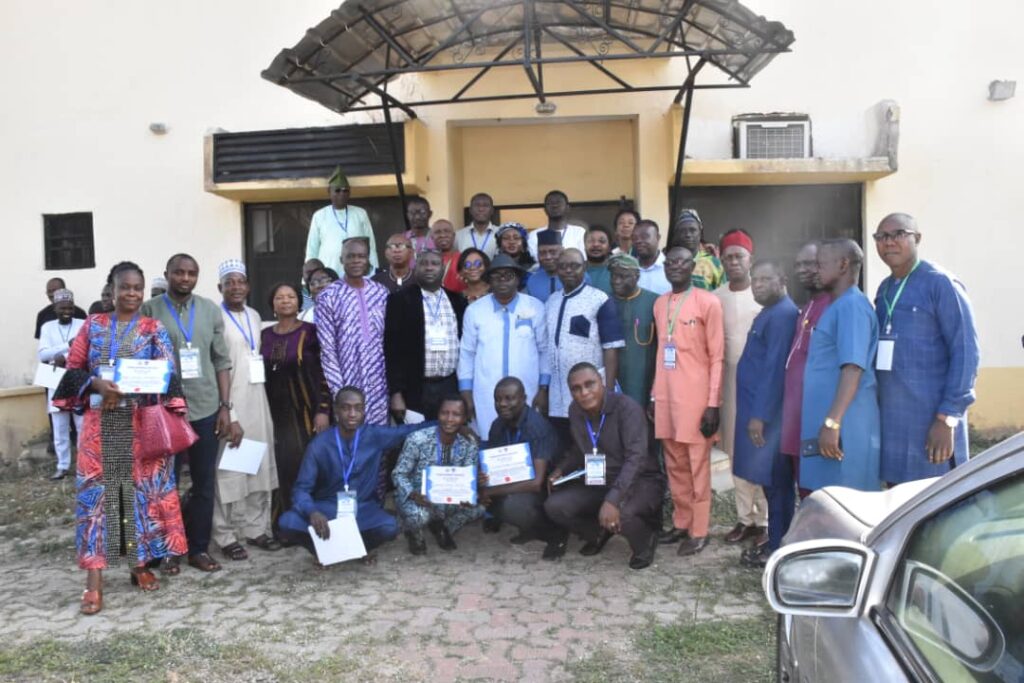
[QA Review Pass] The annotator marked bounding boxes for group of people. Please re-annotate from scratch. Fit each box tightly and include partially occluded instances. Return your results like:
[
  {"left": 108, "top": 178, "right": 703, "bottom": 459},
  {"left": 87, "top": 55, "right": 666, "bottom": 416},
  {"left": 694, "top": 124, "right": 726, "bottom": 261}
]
[{"left": 34, "top": 163, "right": 979, "bottom": 615}]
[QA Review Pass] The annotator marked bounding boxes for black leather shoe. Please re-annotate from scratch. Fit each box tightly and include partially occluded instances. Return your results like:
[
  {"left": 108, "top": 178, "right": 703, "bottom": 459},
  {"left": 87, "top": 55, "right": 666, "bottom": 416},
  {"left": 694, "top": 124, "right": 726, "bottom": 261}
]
[
  {"left": 482, "top": 517, "right": 502, "bottom": 533},
  {"left": 509, "top": 533, "right": 534, "bottom": 545},
  {"left": 740, "top": 545, "right": 769, "bottom": 569},
  {"left": 50, "top": 469, "right": 68, "bottom": 481},
  {"left": 406, "top": 531, "right": 427, "bottom": 556},
  {"left": 579, "top": 531, "right": 612, "bottom": 557},
  {"left": 428, "top": 521, "right": 457, "bottom": 551},
  {"left": 542, "top": 531, "right": 569, "bottom": 560},
  {"left": 677, "top": 535, "right": 709, "bottom": 556},
  {"left": 657, "top": 527, "right": 689, "bottom": 544},
  {"left": 629, "top": 533, "right": 659, "bottom": 570}
]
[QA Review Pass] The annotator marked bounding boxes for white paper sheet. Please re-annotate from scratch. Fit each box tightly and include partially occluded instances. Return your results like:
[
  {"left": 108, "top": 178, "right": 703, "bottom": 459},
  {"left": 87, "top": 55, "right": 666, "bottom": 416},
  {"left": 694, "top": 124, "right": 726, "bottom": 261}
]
[
  {"left": 308, "top": 517, "right": 366, "bottom": 565},
  {"left": 114, "top": 358, "right": 172, "bottom": 394},
  {"left": 33, "top": 363, "right": 66, "bottom": 390},
  {"left": 218, "top": 438, "right": 267, "bottom": 475},
  {"left": 480, "top": 443, "right": 535, "bottom": 485},
  {"left": 424, "top": 465, "right": 477, "bottom": 505},
  {"left": 404, "top": 409, "right": 425, "bottom": 424}
]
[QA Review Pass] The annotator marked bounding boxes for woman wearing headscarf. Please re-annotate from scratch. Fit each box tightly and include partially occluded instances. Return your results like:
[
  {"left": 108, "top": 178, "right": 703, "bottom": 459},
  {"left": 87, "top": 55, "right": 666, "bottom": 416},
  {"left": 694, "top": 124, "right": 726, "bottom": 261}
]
[
  {"left": 261, "top": 282, "right": 332, "bottom": 532},
  {"left": 496, "top": 222, "right": 536, "bottom": 291},
  {"left": 52, "top": 261, "right": 187, "bottom": 615}
]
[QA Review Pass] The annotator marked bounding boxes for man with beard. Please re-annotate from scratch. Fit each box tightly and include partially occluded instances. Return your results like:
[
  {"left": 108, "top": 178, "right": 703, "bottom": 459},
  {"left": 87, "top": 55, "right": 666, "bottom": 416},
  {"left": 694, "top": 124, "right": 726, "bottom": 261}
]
[
  {"left": 527, "top": 190, "right": 587, "bottom": 260},
  {"left": 633, "top": 220, "right": 670, "bottom": 295}
]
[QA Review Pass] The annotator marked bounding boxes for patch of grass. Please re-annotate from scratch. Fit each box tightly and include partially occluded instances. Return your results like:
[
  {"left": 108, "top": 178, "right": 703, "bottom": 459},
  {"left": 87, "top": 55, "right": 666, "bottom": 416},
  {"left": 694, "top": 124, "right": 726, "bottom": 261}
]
[
  {"left": 568, "top": 611, "right": 776, "bottom": 683},
  {"left": 0, "top": 461, "right": 75, "bottom": 542}
]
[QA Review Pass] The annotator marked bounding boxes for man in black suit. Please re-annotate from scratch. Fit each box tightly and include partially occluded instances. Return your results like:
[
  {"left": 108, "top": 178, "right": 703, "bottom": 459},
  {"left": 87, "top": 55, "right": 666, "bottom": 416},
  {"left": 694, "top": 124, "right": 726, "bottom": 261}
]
[{"left": 384, "top": 249, "right": 467, "bottom": 422}]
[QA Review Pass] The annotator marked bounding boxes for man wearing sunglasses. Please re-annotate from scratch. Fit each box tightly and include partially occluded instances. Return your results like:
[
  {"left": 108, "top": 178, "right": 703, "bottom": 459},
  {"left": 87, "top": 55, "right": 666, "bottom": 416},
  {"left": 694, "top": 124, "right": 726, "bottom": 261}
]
[{"left": 871, "top": 213, "right": 979, "bottom": 485}]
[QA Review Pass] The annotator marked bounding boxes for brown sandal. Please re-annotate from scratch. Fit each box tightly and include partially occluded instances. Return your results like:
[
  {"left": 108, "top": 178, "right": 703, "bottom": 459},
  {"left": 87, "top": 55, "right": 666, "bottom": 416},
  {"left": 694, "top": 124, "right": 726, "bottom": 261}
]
[
  {"left": 130, "top": 568, "right": 160, "bottom": 591},
  {"left": 187, "top": 552, "right": 222, "bottom": 572},
  {"left": 80, "top": 588, "right": 102, "bottom": 615},
  {"left": 221, "top": 542, "right": 249, "bottom": 561},
  {"left": 246, "top": 534, "right": 282, "bottom": 552},
  {"left": 159, "top": 556, "right": 181, "bottom": 576}
]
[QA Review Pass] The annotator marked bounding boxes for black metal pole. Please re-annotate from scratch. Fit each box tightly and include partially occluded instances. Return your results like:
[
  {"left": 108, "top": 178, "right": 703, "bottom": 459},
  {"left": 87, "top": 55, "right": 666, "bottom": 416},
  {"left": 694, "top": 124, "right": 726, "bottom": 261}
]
[
  {"left": 669, "top": 59, "right": 706, "bottom": 228},
  {"left": 381, "top": 92, "right": 409, "bottom": 231}
]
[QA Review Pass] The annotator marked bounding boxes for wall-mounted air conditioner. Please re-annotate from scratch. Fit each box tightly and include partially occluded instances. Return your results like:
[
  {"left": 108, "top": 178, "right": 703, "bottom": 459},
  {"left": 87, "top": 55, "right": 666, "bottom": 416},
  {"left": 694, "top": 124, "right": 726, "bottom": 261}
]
[{"left": 732, "top": 114, "right": 812, "bottom": 159}]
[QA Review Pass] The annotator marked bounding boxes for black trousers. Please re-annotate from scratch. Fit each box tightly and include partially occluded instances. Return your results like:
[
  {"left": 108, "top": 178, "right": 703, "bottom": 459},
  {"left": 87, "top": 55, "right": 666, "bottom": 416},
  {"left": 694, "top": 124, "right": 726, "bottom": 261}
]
[
  {"left": 174, "top": 413, "right": 219, "bottom": 556},
  {"left": 544, "top": 477, "right": 664, "bottom": 555},
  {"left": 418, "top": 374, "right": 458, "bottom": 420},
  {"left": 489, "top": 491, "right": 558, "bottom": 541}
]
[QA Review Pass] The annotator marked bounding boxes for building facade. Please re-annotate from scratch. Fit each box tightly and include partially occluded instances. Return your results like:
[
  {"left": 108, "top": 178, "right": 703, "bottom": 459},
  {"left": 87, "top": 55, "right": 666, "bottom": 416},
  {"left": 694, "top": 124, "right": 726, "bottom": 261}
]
[{"left": 2, "top": 0, "right": 1021, "bottom": 449}]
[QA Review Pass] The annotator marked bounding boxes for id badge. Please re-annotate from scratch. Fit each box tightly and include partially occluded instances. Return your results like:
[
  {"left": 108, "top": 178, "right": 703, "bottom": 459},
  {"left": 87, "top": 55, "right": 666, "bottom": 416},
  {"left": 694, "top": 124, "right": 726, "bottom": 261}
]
[
  {"left": 248, "top": 354, "right": 266, "bottom": 384},
  {"left": 336, "top": 490, "right": 358, "bottom": 519},
  {"left": 585, "top": 452, "right": 606, "bottom": 486},
  {"left": 179, "top": 347, "right": 201, "bottom": 379},
  {"left": 91, "top": 366, "right": 116, "bottom": 409},
  {"left": 663, "top": 342, "right": 677, "bottom": 370},
  {"left": 426, "top": 330, "right": 448, "bottom": 351},
  {"left": 876, "top": 335, "right": 896, "bottom": 372}
]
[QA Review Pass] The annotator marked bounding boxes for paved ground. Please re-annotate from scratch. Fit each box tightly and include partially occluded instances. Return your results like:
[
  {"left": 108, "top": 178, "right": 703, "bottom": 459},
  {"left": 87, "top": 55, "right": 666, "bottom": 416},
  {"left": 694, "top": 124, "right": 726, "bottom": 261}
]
[{"left": 0, "top": 445, "right": 774, "bottom": 682}]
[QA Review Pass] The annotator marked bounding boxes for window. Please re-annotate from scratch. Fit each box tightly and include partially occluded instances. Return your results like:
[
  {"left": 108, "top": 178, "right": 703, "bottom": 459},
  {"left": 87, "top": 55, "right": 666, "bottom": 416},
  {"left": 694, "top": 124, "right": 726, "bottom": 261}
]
[
  {"left": 43, "top": 212, "right": 95, "bottom": 270},
  {"left": 885, "top": 473, "right": 1024, "bottom": 680}
]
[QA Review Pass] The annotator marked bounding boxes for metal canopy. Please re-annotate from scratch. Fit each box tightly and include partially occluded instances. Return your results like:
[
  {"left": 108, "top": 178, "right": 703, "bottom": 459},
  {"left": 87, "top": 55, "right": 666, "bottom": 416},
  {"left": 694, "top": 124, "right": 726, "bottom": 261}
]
[{"left": 262, "top": 0, "right": 794, "bottom": 116}]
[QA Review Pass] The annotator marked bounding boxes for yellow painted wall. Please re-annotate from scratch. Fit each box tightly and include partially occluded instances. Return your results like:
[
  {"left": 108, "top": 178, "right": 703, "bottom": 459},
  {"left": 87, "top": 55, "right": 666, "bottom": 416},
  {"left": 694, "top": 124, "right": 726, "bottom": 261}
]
[
  {"left": 0, "top": 387, "right": 48, "bottom": 463},
  {"left": 455, "top": 119, "right": 636, "bottom": 208},
  {"left": 971, "top": 367, "right": 1024, "bottom": 436}
]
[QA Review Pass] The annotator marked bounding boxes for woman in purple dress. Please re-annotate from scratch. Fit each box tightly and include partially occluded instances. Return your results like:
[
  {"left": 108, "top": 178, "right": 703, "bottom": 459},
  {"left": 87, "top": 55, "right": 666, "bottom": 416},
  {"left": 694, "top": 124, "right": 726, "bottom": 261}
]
[{"left": 261, "top": 283, "right": 331, "bottom": 530}]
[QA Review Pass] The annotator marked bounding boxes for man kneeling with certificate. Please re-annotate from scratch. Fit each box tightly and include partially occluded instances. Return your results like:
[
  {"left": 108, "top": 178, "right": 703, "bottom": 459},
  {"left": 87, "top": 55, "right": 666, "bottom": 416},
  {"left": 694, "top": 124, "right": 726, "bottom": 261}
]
[
  {"left": 278, "top": 386, "right": 429, "bottom": 565},
  {"left": 479, "top": 377, "right": 564, "bottom": 558},
  {"left": 393, "top": 395, "right": 484, "bottom": 555},
  {"left": 544, "top": 363, "right": 666, "bottom": 569}
]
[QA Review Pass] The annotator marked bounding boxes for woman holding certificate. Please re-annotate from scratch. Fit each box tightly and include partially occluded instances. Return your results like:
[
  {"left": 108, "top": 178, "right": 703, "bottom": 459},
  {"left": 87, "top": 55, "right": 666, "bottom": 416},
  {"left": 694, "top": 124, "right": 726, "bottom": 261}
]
[{"left": 52, "top": 261, "right": 188, "bottom": 615}]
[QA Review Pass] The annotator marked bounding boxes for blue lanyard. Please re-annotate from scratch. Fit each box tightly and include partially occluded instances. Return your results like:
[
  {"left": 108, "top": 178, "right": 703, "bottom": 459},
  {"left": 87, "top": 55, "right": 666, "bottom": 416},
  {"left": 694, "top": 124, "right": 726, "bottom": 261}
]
[
  {"left": 506, "top": 428, "right": 522, "bottom": 444},
  {"left": 472, "top": 229, "right": 491, "bottom": 252},
  {"left": 586, "top": 414, "right": 606, "bottom": 453},
  {"left": 107, "top": 315, "right": 139, "bottom": 366},
  {"left": 333, "top": 427, "right": 360, "bottom": 491},
  {"left": 332, "top": 206, "right": 349, "bottom": 234},
  {"left": 163, "top": 294, "right": 196, "bottom": 347},
  {"left": 423, "top": 291, "right": 443, "bottom": 323},
  {"left": 221, "top": 303, "right": 255, "bottom": 352}
]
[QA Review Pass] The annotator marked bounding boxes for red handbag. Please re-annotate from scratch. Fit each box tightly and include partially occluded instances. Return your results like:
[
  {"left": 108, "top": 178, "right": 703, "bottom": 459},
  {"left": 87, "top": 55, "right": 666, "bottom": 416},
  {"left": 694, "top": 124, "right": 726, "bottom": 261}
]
[{"left": 134, "top": 404, "right": 198, "bottom": 461}]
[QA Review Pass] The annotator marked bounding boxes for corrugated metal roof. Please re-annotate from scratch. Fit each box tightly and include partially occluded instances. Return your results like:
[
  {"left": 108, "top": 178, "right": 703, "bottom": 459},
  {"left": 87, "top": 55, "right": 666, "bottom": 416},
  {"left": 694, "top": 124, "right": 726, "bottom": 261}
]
[{"left": 262, "top": 0, "right": 794, "bottom": 115}]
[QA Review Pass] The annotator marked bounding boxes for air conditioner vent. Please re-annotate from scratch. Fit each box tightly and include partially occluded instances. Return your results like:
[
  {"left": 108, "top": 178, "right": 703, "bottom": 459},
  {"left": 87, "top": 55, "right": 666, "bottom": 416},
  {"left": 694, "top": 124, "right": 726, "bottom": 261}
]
[{"left": 732, "top": 114, "right": 811, "bottom": 159}]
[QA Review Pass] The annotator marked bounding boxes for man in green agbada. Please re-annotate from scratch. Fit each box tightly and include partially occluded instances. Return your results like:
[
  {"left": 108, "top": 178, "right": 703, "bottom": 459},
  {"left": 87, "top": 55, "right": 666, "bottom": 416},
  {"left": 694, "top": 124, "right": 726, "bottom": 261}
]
[
  {"left": 608, "top": 254, "right": 658, "bottom": 407},
  {"left": 305, "top": 165, "right": 379, "bottom": 272}
]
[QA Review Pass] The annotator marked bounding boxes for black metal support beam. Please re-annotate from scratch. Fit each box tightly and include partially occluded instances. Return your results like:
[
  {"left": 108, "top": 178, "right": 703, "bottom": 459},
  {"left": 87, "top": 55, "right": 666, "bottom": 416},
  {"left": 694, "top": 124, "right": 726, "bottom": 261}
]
[
  {"left": 359, "top": 7, "right": 417, "bottom": 66},
  {"left": 522, "top": 0, "right": 545, "bottom": 102},
  {"left": 451, "top": 37, "right": 523, "bottom": 101},
  {"left": 648, "top": 0, "right": 696, "bottom": 54},
  {"left": 380, "top": 91, "right": 409, "bottom": 231},
  {"left": 541, "top": 26, "right": 631, "bottom": 89},
  {"left": 669, "top": 57, "right": 706, "bottom": 227},
  {"left": 354, "top": 75, "right": 418, "bottom": 119},
  {"left": 561, "top": 0, "right": 643, "bottom": 53}
]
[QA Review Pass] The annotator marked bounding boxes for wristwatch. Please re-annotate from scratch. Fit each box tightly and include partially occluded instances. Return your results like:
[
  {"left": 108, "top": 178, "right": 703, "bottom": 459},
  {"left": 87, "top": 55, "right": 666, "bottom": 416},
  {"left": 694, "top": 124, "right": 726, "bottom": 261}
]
[
  {"left": 823, "top": 417, "right": 841, "bottom": 430},
  {"left": 936, "top": 414, "right": 958, "bottom": 428},
  {"left": 219, "top": 400, "right": 233, "bottom": 410}
]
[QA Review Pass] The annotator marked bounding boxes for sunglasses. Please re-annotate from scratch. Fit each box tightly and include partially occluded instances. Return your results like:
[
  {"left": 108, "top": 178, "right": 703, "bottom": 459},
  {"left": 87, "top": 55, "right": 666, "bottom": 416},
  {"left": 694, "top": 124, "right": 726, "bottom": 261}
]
[
  {"left": 871, "top": 229, "right": 917, "bottom": 243},
  {"left": 463, "top": 259, "right": 484, "bottom": 269}
]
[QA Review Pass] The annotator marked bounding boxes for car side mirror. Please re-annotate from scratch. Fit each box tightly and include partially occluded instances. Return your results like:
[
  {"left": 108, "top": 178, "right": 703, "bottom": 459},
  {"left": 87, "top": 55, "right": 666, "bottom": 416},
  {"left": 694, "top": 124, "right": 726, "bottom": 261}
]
[
  {"left": 895, "top": 561, "right": 1006, "bottom": 672},
  {"left": 763, "top": 539, "right": 875, "bottom": 618}
]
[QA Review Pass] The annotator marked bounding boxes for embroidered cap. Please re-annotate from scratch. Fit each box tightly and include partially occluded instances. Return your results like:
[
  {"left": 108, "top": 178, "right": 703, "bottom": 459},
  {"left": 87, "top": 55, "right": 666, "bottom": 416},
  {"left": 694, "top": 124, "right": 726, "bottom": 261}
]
[
  {"left": 218, "top": 259, "right": 247, "bottom": 281},
  {"left": 52, "top": 288, "right": 74, "bottom": 303}
]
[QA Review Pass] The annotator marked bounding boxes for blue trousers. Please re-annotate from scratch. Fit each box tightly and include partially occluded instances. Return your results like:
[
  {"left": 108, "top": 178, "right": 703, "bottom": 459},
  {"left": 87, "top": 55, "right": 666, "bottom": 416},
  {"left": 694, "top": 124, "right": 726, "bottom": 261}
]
[
  {"left": 764, "top": 455, "right": 796, "bottom": 552},
  {"left": 279, "top": 499, "right": 399, "bottom": 555}
]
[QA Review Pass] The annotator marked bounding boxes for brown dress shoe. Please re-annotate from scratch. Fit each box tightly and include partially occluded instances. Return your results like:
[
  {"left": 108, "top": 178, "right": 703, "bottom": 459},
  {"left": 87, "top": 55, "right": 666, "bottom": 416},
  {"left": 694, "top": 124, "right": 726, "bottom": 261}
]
[{"left": 723, "top": 523, "right": 748, "bottom": 544}]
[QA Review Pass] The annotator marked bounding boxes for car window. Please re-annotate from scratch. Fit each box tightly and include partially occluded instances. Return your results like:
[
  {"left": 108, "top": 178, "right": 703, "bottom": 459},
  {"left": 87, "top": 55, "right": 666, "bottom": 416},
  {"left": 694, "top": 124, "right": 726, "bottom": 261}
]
[{"left": 885, "top": 473, "right": 1024, "bottom": 681}]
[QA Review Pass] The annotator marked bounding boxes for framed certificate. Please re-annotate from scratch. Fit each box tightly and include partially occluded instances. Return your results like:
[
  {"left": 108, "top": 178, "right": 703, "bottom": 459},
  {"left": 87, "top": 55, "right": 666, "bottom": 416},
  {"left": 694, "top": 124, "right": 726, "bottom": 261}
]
[
  {"left": 423, "top": 465, "right": 477, "bottom": 505},
  {"left": 479, "top": 443, "right": 535, "bottom": 486},
  {"left": 113, "top": 359, "right": 172, "bottom": 394}
]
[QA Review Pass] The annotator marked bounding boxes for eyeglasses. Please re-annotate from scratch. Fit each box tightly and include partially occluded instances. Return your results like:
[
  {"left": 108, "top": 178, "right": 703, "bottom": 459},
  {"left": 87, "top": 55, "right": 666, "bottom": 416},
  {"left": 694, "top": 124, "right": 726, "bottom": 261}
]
[
  {"left": 489, "top": 270, "right": 517, "bottom": 282},
  {"left": 664, "top": 257, "right": 694, "bottom": 267},
  {"left": 462, "top": 259, "right": 484, "bottom": 269},
  {"left": 872, "top": 229, "right": 917, "bottom": 243},
  {"left": 557, "top": 262, "right": 584, "bottom": 271}
]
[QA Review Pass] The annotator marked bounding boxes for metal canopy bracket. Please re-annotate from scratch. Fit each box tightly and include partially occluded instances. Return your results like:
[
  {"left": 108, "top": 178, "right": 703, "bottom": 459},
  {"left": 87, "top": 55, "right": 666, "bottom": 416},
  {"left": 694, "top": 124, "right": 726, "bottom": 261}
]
[{"left": 262, "top": 0, "right": 794, "bottom": 115}]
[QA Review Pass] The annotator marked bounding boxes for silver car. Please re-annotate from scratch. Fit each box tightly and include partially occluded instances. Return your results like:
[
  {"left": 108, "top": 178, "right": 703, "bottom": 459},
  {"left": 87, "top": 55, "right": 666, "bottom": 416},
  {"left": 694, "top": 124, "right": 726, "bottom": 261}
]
[{"left": 764, "top": 432, "right": 1024, "bottom": 682}]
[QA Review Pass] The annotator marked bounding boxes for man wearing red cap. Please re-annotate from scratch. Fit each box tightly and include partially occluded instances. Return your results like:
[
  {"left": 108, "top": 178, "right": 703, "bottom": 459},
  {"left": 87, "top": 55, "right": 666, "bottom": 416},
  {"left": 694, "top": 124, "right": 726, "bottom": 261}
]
[{"left": 714, "top": 229, "right": 768, "bottom": 547}]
